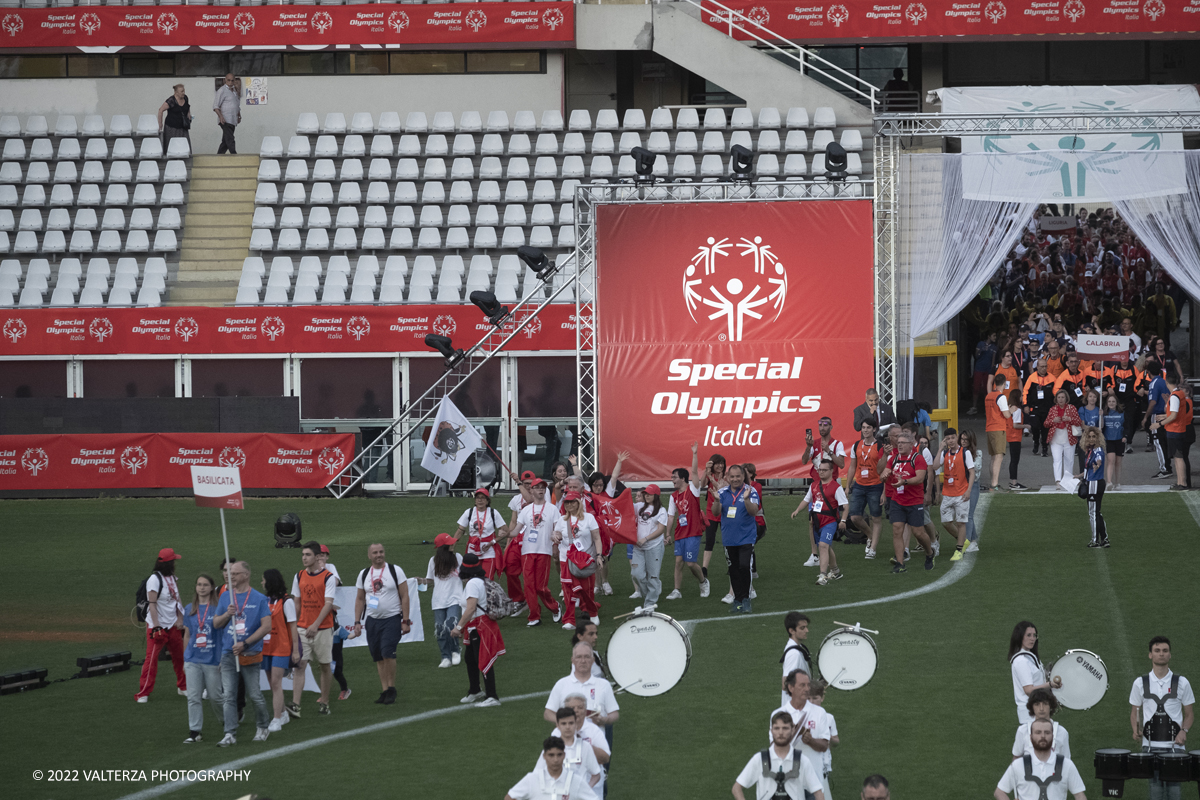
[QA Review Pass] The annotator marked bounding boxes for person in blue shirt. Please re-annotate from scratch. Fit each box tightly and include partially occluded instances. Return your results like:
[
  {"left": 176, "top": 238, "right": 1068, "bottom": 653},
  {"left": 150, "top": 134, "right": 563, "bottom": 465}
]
[
  {"left": 181, "top": 573, "right": 224, "bottom": 744},
  {"left": 1074, "top": 427, "right": 1109, "bottom": 549},
  {"left": 213, "top": 561, "right": 272, "bottom": 747},
  {"left": 1102, "top": 394, "right": 1126, "bottom": 489},
  {"left": 716, "top": 463, "right": 760, "bottom": 614},
  {"left": 1142, "top": 361, "right": 1171, "bottom": 479}
]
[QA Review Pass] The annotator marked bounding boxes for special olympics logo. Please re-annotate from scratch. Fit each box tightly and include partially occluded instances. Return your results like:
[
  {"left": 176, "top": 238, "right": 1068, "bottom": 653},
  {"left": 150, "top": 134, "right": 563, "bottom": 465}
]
[
  {"left": 317, "top": 447, "right": 346, "bottom": 474},
  {"left": 387, "top": 10, "right": 410, "bottom": 32},
  {"left": 826, "top": 4, "right": 849, "bottom": 26},
  {"left": 156, "top": 12, "right": 178, "bottom": 35},
  {"left": 22, "top": 447, "right": 49, "bottom": 476},
  {"left": 746, "top": 5, "right": 770, "bottom": 25},
  {"left": 466, "top": 9, "right": 487, "bottom": 31},
  {"left": 312, "top": 11, "right": 333, "bottom": 33},
  {"left": 121, "top": 446, "right": 149, "bottom": 475},
  {"left": 432, "top": 315, "right": 457, "bottom": 337},
  {"left": 520, "top": 315, "right": 543, "bottom": 339},
  {"left": 683, "top": 236, "right": 788, "bottom": 343},
  {"left": 598, "top": 502, "right": 623, "bottom": 534},
  {"left": 80, "top": 12, "right": 101, "bottom": 35},
  {"left": 1143, "top": 0, "right": 1165, "bottom": 19},
  {"left": 984, "top": 0, "right": 1006, "bottom": 22},
  {"left": 89, "top": 317, "right": 113, "bottom": 342},
  {"left": 175, "top": 317, "right": 199, "bottom": 342},
  {"left": 3, "top": 318, "right": 27, "bottom": 343},
  {"left": 541, "top": 7, "right": 564, "bottom": 29},
  {"left": 905, "top": 2, "right": 927, "bottom": 23},
  {"left": 1064, "top": 0, "right": 1085, "bottom": 21},
  {"left": 261, "top": 316, "right": 285, "bottom": 341},
  {"left": 234, "top": 12, "right": 255, "bottom": 34},
  {"left": 219, "top": 446, "right": 246, "bottom": 469},
  {"left": 1, "top": 14, "right": 23, "bottom": 37},
  {"left": 347, "top": 316, "right": 371, "bottom": 341}
]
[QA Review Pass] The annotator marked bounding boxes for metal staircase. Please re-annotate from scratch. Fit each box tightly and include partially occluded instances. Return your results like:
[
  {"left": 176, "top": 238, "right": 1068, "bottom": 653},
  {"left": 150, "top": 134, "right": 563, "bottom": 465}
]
[{"left": 325, "top": 257, "right": 578, "bottom": 498}]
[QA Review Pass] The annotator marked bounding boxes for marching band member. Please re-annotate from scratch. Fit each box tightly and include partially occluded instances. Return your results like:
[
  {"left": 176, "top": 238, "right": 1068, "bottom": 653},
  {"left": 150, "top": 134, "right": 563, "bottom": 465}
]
[
  {"left": 1009, "top": 621, "right": 1061, "bottom": 724},
  {"left": 779, "top": 612, "right": 812, "bottom": 707},
  {"left": 1012, "top": 688, "right": 1071, "bottom": 760},
  {"left": 1130, "top": 636, "right": 1194, "bottom": 800},
  {"left": 994, "top": 719, "right": 1086, "bottom": 800}
]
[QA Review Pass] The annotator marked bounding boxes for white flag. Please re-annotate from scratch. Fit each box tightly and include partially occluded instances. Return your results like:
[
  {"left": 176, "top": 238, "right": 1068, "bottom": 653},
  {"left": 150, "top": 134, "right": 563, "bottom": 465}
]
[{"left": 420, "top": 396, "right": 482, "bottom": 485}]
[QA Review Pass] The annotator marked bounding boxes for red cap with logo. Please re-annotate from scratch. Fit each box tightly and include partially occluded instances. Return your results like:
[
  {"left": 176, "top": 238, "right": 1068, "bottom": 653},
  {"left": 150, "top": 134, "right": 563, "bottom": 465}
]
[
  {"left": 434, "top": 533, "right": 459, "bottom": 547},
  {"left": 319, "top": 544, "right": 330, "bottom": 555},
  {"left": 157, "top": 547, "right": 182, "bottom": 562},
  {"left": 643, "top": 484, "right": 661, "bottom": 496},
  {"left": 474, "top": 488, "right": 490, "bottom": 498},
  {"left": 520, "top": 470, "right": 537, "bottom": 482},
  {"left": 563, "top": 491, "right": 583, "bottom": 502}
]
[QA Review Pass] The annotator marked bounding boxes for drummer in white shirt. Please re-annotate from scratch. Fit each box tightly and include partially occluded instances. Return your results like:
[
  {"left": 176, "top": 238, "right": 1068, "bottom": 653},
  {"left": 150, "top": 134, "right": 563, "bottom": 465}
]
[
  {"left": 559, "top": 692, "right": 611, "bottom": 768},
  {"left": 780, "top": 612, "right": 812, "bottom": 707},
  {"left": 994, "top": 719, "right": 1086, "bottom": 800},
  {"left": 771, "top": 669, "right": 832, "bottom": 800},
  {"left": 1009, "top": 621, "right": 1061, "bottom": 724},
  {"left": 735, "top": 711, "right": 826, "bottom": 800},
  {"left": 540, "top": 707, "right": 602, "bottom": 789},
  {"left": 1012, "top": 688, "right": 1071, "bottom": 760},
  {"left": 544, "top": 642, "right": 620, "bottom": 727},
  {"left": 506, "top": 737, "right": 598, "bottom": 800},
  {"left": 1129, "top": 635, "right": 1194, "bottom": 800}
]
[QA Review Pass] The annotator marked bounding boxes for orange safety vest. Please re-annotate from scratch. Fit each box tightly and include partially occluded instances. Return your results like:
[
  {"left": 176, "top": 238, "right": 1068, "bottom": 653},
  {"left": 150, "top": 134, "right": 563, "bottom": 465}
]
[
  {"left": 1166, "top": 390, "right": 1191, "bottom": 434},
  {"left": 941, "top": 448, "right": 971, "bottom": 497},
  {"left": 262, "top": 597, "right": 293, "bottom": 657},
  {"left": 296, "top": 569, "right": 334, "bottom": 630},
  {"left": 985, "top": 390, "right": 1008, "bottom": 432}
]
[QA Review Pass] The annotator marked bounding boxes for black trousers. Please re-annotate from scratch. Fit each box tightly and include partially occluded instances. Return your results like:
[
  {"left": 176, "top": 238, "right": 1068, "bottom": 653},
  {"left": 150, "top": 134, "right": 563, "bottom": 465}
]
[
  {"left": 331, "top": 641, "right": 347, "bottom": 692},
  {"left": 1028, "top": 411, "right": 1049, "bottom": 452},
  {"left": 1008, "top": 441, "right": 1022, "bottom": 481},
  {"left": 1082, "top": 479, "right": 1107, "bottom": 544},
  {"left": 750, "top": 522, "right": 766, "bottom": 572},
  {"left": 725, "top": 544, "right": 754, "bottom": 601},
  {"left": 464, "top": 630, "right": 497, "bottom": 699},
  {"left": 218, "top": 122, "right": 237, "bottom": 154}
]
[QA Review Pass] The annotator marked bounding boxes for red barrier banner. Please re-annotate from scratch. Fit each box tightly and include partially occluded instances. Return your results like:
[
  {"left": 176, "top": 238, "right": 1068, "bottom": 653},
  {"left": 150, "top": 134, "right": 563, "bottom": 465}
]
[
  {"left": 0, "top": 3, "right": 573, "bottom": 49},
  {"left": 701, "top": 0, "right": 1200, "bottom": 41},
  {"left": 0, "top": 432, "right": 355, "bottom": 491},
  {"left": 0, "top": 304, "right": 579, "bottom": 357},
  {"left": 594, "top": 201, "right": 874, "bottom": 479}
]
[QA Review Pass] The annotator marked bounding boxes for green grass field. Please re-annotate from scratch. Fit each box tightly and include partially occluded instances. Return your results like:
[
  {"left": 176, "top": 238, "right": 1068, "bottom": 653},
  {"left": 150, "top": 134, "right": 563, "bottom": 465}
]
[{"left": 1, "top": 492, "right": 1197, "bottom": 800}]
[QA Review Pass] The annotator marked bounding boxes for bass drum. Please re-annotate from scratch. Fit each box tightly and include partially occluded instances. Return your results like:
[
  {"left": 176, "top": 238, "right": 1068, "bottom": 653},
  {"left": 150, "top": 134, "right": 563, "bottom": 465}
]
[
  {"left": 605, "top": 612, "right": 692, "bottom": 697},
  {"left": 1049, "top": 649, "right": 1109, "bottom": 710},
  {"left": 817, "top": 627, "right": 878, "bottom": 691}
]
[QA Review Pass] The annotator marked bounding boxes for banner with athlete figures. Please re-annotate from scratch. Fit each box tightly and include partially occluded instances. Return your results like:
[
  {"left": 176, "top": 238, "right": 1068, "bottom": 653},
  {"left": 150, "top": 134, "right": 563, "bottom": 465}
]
[{"left": 594, "top": 201, "right": 874, "bottom": 478}]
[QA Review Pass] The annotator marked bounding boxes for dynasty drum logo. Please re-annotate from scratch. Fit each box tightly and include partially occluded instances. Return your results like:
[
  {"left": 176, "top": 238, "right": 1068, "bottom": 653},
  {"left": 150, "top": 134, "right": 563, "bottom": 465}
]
[{"left": 683, "top": 236, "right": 788, "bottom": 342}]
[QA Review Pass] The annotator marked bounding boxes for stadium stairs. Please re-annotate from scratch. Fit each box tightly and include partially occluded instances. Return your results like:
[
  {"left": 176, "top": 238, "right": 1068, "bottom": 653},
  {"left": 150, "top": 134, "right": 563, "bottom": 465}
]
[{"left": 167, "top": 154, "right": 258, "bottom": 307}]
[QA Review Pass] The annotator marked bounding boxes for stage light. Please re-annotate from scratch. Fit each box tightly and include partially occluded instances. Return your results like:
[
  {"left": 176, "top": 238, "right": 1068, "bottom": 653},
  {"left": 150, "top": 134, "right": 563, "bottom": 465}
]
[
  {"left": 730, "top": 144, "right": 754, "bottom": 182},
  {"left": 518, "top": 246, "right": 557, "bottom": 282},
  {"left": 824, "top": 141, "right": 848, "bottom": 182},
  {"left": 631, "top": 146, "right": 656, "bottom": 182},
  {"left": 424, "top": 334, "right": 465, "bottom": 369},
  {"left": 0, "top": 667, "right": 48, "bottom": 695},
  {"left": 274, "top": 512, "right": 302, "bottom": 549},
  {"left": 75, "top": 651, "right": 131, "bottom": 678},
  {"left": 469, "top": 289, "right": 510, "bottom": 327}
]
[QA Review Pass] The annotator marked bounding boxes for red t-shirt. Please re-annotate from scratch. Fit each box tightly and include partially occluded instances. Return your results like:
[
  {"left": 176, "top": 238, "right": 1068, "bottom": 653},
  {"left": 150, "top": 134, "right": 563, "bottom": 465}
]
[
  {"left": 887, "top": 451, "right": 927, "bottom": 507},
  {"left": 669, "top": 484, "right": 705, "bottom": 540},
  {"left": 750, "top": 480, "right": 765, "bottom": 525}
]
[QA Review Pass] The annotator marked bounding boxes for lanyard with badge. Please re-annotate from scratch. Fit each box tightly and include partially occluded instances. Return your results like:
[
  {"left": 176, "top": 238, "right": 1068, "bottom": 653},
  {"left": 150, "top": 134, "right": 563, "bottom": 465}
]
[
  {"left": 230, "top": 589, "right": 249, "bottom": 639},
  {"left": 945, "top": 448, "right": 960, "bottom": 486},
  {"left": 194, "top": 602, "right": 212, "bottom": 649},
  {"left": 727, "top": 487, "right": 744, "bottom": 519},
  {"left": 368, "top": 566, "right": 385, "bottom": 611},
  {"left": 527, "top": 503, "right": 545, "bottom": 544},
  {"left": 858, "top": 441, "right": 874, "bottom": 480},
  {"left": 893, "top": 454, "right": 914, "bottom": 494}
]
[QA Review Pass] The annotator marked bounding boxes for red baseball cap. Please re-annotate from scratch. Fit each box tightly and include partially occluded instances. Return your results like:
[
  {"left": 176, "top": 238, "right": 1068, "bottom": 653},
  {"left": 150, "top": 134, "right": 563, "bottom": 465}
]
[
  {"left": 643, "top": 484, "right": 661, "bottom": 496},
  {"left": 319, "top": 544, "right": 330, "bottom": 554},
  {"left": 157, "top": 547, "right": 182, "bottom": 562},
  {"left": 434, "top": 533, "right": 459, "bottom": 547},
  {"left": 520, "top": 470, "right": 537, "bottom": 481},
  {"left": 474, "top": 488, "right": 490, "bottom": 498},
  {"left": 563, "top": 491, "right": 583, "bottom": 502},
  {"left": 531, "top": 477, "right": 547, "bottom": 487}
]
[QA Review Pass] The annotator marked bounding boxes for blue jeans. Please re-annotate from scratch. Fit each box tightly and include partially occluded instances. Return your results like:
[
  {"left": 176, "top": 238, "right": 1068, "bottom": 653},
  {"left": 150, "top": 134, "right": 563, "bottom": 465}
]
[
  {"left": 433, "top": 605, "right": 461, "bottom": 661},
  {"left": 1145, "top": 746, "right": 1184, "bottom": 800},
  {"left": 965, "top": 477, "right": 981, "bottom": 542},
  {"left": 220, "top": 651, "right": 268, "bottom": 735}
]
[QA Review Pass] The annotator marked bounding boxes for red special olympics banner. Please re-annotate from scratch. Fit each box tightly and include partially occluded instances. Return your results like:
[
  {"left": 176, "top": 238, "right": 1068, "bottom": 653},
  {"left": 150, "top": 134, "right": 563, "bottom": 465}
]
[
  {"left": 594, "top": 201, "right": 874, "bottom": 480},
  {"left": 0, "top": 432, "right": 355, "bottom": 491},
  {"left": 702, "top": 0, "right": 1199, "bottom": 41},
  {"left": 0, "top": 3, "right": 573, "bottom": 49},
  {"left": 0, "top": 304, "right": 578, "bottom": 357}
]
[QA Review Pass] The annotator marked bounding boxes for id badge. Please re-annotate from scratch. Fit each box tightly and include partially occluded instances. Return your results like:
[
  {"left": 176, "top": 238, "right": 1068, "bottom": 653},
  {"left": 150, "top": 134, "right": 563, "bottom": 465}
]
[
  {"left": 811, "top": 499, "right": 824, "bottom": 513},
  {"left": 947, "top": 477, "right": 955, "bottom": 484},
  {"left": 1074, "top": 387, "right": 1083, "bottom": 397},
  {"left": 897, "top": 484, "right": 905, "bottom": 494},
  {"left": 726, "top": 506, "right": 737, "bottom": 519},
  {"left": 679, "top": 513, "right": 688, "bottom": 528},
  {"left": 861, "top": 469, "right": 869, "bottom": 478},
  {"left": 1037, "top": 389, "right": 1044, "bottom": 400},
  {"left": 1119, "top": 382, "right": 1127, "bottom": 393},
  {"left": 234, "top": 616, "right": 246, "bottom": 636},
  {"left": 527, "top": 530, "right": 539, "bottom": 544},
  {"left": 195, "top": 633, "right": 208, "bottom": 648},
  {"left": 367, "top": 594, "right": 380, "bottom": 610}
]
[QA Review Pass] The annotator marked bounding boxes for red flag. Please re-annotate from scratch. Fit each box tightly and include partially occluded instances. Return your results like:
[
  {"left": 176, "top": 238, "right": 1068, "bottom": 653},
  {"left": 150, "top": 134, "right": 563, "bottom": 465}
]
[{"left": 593, "top": 489, "right": 638, "bottom": 547}]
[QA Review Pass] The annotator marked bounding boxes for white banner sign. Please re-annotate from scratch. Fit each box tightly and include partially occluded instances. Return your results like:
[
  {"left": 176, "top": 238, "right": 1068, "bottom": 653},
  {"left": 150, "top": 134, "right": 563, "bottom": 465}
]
[
  {"left": 189, "top": 465, "right": 243, "bottom": 510},
  {"left": 1074, "top": 334, "right": 1132, "bottom": 362},
  {"left": 420, "top": 396, "right": 482, "bottom": 485}
]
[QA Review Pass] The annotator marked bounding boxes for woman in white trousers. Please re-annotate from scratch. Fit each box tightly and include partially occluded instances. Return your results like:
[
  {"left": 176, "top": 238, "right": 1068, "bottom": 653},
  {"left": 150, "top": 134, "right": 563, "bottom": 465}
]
[{"left": 1043, "top": 390, "right": 1083, "bottom": 486}]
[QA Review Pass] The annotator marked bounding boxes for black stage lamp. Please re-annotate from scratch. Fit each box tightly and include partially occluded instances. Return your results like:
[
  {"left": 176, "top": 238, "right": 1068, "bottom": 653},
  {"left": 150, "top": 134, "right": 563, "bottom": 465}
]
[
  {"left": 730, "top": 144, "right": 754, "bottom": 182},
  {"left": 424, "top": 334, "right": 465, "bottom": 369},
  {"left": 76, "top": 652, "right": 131, "bottom": 678},
  {"left": 0, "top": 667, "right": 49, "bottom": 694},
  {"left": 518, "top": 245, "right": 557, "bottom": 281},
  {"left": 824, "top": 141, "right": 848, "bottom": 182},
  {"left": 631, "top": 146, "right": 656, "bottom": 183},
  {"left": 469, "top": 290, "right": 509, "bottom": 326}
]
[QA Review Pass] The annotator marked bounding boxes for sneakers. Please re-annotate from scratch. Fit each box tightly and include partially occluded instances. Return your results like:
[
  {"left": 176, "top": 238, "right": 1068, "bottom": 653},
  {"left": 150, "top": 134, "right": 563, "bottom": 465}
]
[
  {"left": 451, "top": 651, "right": 462, "bottom": 666},
  {"left": 383, "top": 687, "right": 396, "bottom": 705},
  {"left": 749, "top": 586, "right": 757, "bottom": 599},
  {"left": 460, "top": 691, "right": 485, "bottom": 704},
  {"left": 904, "top": 548, "right": 910, "bottom": 561},
  {"left": 721, "top": 591, "right": 735, "bottom": 604},
  {"left": 253, "top": 728, "right": 269, "bottom": 742},
  {"left": 1101, "top": 539, "right": 1111, "bottom": 548},
  {"left": 268, "top": 718, "right": 283, "bottom": 733},
  {"left": 1169, "top": 484, "right": 1188, "bottom": 491},
  {"left": 338, "top": 689, "right": 352, "bottom": 701},
  {"left": 924, "top": 555, "right": 935, "bottom": 571},
  {"left": 830, "top": 568, "right": 844, "bottom": 581},
  {"left": 438, "top": 657, "right": 452, "bottom": 668},
  {"left": 1125, "top": 445, "right": 1134, "bottom": 455},
  {"left": 285, "top": 701, "right": 301, "bottom": 718},
  {"left": 729, "top": 600, "right": 743, "bottom": 615},
  {"left": 965, "top": 541, "right": 980, "bottom": 553},
  {"left": 864, "top": 547, "right": 876, "bottom": 560},
  {"left": 317, "top": 702, "right": 331, "bottom": 716},
  {"left": 932, "top": 540, "right": 940, "bottom": 557},
  {"left": 280, "top": 710, "right": 289, "bottom": 726},
  {"left": 1153, "top": 470, "right": 1172, "bottom": 479},
  {"left": 562, "top": 622, "right": 575, "bottom": 630},
  {"left": 950, "top": 549, "right": 964, "bottom": 562},
  {"left": 218, "top": 733, "right": 236, "bottom": 747},
  {"left": 551, "top": 607, "right": 563, "bottom": 624},
  {"left": 665, "top": 589, "right": 683, "bottom": 600},
  {"left": 1087, "top": 540, "right": 1102, "bottom": 548},
  {"left": 803, "top": 555, "right": 820, "bottom": 567},
  {"left": 177, "top": 688, "right": 187, "bottom": 696},
  {"left": 136, "top": 696, "right": 149, "bottom": 704},
  {"left": 509, "top": 602, "right": 528, "bottom": 618},
  {"left": 629, "top": 590, "right": 642, "bottom": 599},
  {"left": 526, "top": 619, "right": 541, "bottom": 628},
  {"left": 1010, "top": 482, "right": 1029, "bottom": 491},
  {"left": 183, "top": 732, "right": 202, "bottom": 744},
  {"left": 742, "top": 598, "right": 752, "bottom": 613},
  {"left": 589, "top": 616, "right": 600, "bottom": 626},
  {"left": 477, "top": 697, "right": 501, "bottom": 708},
  {"left": 699, "top": 580, "right": 711, "bottom": 598},
  {"left": 601, "top": 583, "right": 613, "bottom": 596},
  {"left": 816, "top": 573, "right": 830, "bottom": 586},
  {"left": 892, "top": 563, "right": 907, "bottom": 574},
  {"left": 375, "top": 692, "right": 388, "bottom": 704}
]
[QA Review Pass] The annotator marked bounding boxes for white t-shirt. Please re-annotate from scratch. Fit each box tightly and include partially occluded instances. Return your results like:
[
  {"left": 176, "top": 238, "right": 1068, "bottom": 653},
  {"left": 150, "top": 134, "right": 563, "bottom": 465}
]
[
  {"left": 506, "top": 763, "right": 598, "bottom": 800},
  {"left": 557, "top": 718, "right": 610, "bottom": 759},
  {"left": 633, "top": 501, "right": 668, "bottom": 548},
  {"left": 780, "top": 639, "right": 811, "bottom": 706},
  {"left": 769, "top": 701, "right": 832, "bottom": 777},
  {"left": 824, "top": 712, "right": 838, "bottom": 773},
  {"left": 734, "top": 746, "right": 823, "bottom": 800},
  {"left": 1129, "top": 671, "right": 1196, "bottom": 747},
  {"left": 424, "top": 553, "right": 465, "bottom": 611},
  {"left": 1012, "top": 720, "right": 1071, "bottom": 759},
  {"left": 1011, "top": 650, "right": 1046, "bottom": 724},
  {"left": 555, "top": 513, "right": 599, "bottom": 559},
  {"left": 508, "top": 493, "right": 526, "bottom": 515},
  {"left": 1169, "top": 395, "right": 1182, "bottom": 414},
  {"left": 261, "top": 598, "right": 296, "bottom": 650},
  {"left": 354, "top": 562, "right": 407, "bottom": 619},
  {"left": 458, "top": 506, "right": 505, "bottom": 560},
  {"left": 146, "top": 573, "right": 182, "bottom": 628},
  {"left": 535, "top": 736, "right": 602, "bottom": 785},
  {"left": 517, "top": 502, "right": 561, "bottom": 557},
  {"left": 464, "top": 576, "right": 487, "bottom": 620},
  {"left": 547, "top": 672, "right": 620, "bottom": 717},
  {"left": 996, "top": 753, "right": 1085, "bottom": 800},
  {"left": 323, "top": 562, "right": 342, "bottom": 585},
  {"left": 996, "top": 394, "right": 1010, "bottom": 413}
]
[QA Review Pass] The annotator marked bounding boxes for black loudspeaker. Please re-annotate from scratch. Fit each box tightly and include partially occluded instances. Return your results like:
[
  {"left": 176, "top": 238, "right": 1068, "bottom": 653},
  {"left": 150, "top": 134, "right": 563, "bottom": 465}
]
[{"left": 274, "top": 513, "right": 302, "bottom": 548}]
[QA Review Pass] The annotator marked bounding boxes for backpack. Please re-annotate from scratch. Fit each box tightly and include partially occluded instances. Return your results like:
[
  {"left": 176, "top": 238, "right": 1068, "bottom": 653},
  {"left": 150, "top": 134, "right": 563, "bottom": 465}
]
[
  {"left": 135, "top": 572, "right": 162, "bottom": 624},
  {"left": 896, "top": 398, "right": 920, "bottom": 425},
  {"left": 483, "top": 577, "right": 522, "bottom": 621}
]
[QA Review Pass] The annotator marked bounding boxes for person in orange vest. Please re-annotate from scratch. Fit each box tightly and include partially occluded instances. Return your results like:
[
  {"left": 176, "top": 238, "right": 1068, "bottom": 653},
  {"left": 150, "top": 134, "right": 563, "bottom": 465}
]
[
  {"left": 261, "top": 568, "right": 300, "bottom": 734},
  {"left": 1023, "top": 358, "right": 1056, "bottom": 458},
  {"left": 933, "top": 428, "right": 974, "bottom": 562},
  {"left": 985, "top": 373, "right": 1015, "bottom": 492},
  {"left": 1153, "top": 373, "right": 1193, "bottom": 491},
  {"left": 289, "top": 541, "right": 336, "bottom": 717}
]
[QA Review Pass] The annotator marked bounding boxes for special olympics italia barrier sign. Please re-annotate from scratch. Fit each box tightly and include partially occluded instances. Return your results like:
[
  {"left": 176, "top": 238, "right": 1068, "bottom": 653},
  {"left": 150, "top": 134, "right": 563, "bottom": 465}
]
[
  {"left": 0, "top": 432, "right": 355, "bottom": 491},
  {"left": 594, "top": 200, "right": 875, "bottom": 478}
]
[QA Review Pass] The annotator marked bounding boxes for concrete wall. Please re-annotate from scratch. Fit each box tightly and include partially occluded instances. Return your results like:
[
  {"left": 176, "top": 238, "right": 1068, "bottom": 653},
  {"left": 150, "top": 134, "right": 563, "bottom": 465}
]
[{"left": 0, "top": 53, "right": 564, "bottom": 154}]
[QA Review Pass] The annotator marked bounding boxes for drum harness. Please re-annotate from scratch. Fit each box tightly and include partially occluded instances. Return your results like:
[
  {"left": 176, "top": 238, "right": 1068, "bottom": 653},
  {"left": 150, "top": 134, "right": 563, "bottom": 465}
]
[
  {"left": 1141, "top": 674, "right": 1182, "bottom": 744},
  {"left": 1022, "top": 754, "right": 1065, "bottom": 800},
  {"left": 1010, "top": 650, "right": 1043, "bottom": 678},
  {"left": 780, "top": 643, "right": 812, "bottom": 676},
  {"left": 760, "top": 748, "right": 805, "bottom": 799}
]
